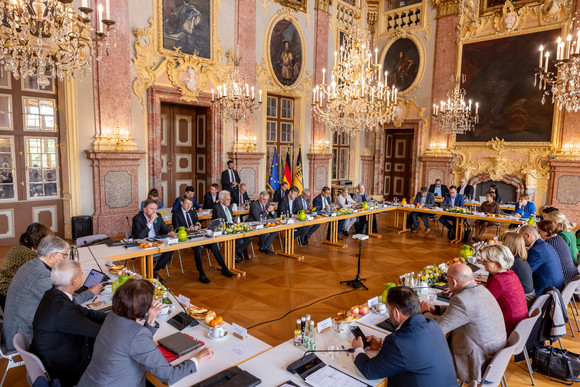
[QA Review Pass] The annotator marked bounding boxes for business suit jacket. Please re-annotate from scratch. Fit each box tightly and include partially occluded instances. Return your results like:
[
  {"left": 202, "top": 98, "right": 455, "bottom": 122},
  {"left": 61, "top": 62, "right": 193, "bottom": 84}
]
[
  {"left": 413, "top": 192, "right": 435, "bottom": 208},
  {"left": 354, "top": 314, "right": 458, "bottom": 387},
  {"left": 458, "top": 184, "right": 475, "bottom": 200},
  {"left": 232, "top": 189, "right": 250, "bottom": 205},
  {"left": 2, "top": 258, "right": 93, "bottom": 351},
  {"left": 171, "top": 208, "right": 200, "bottom": 229},
  {"left": 247, "top": 200, "right": 275, "bottom": 222},
  {"left": 428, "top": 184, "right": 449, "bottom": 197},
  {"left": 442, "top": 194, "right": 465, "bottom": 208},
  {"left": 277, "top": 195, "right": 304, "bottom": 216},
  {"left": 131, "top": 212, "right": 170, "bottom": 239},
  {"left": 202, "top": 192, "right": 218, "bottom": 209},
  {"left": 221, "top": 169, "right": 240, "bottom": 192},
  {"left": 78, "top": 313, "right": 196, "bottom": 387},
  {"left": 31, "top": 288, "right": 106, "bottom": 387},
  {"left": 273, "top": 188, "right": 286, "bottom": 202},
  {"left": 312, "top": 194, "right": 331, "bottom": 211},
  {"left": 425, "top": 283, "right": 506, "bottom": 382},
  {"left": 527, "top": 238, "right": 565, "bottom": 295},
  {"left": 212, "top": 202, "right": 235, "bottom": 222}
]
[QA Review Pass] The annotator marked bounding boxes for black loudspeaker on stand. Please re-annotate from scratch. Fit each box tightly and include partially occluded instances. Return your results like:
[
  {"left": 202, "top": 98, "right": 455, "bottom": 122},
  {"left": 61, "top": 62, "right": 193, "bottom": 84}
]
[{"left": 340, "top": 234, "right": 369, "bottom": 290}]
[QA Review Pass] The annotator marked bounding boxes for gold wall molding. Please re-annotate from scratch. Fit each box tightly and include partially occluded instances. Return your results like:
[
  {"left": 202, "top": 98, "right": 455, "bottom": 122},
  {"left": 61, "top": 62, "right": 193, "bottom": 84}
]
[
  {"left": 432, "top": 0, "right": 461, "bottom": 18},
  {"left": 367, "top": 0, "right": 379, "bottom": 34},
  {"left": 262, "top": 0, "right": 311, "bottom": 27},
  {"left": 315, "top": 0, "right": 331, "bottom": 12}
]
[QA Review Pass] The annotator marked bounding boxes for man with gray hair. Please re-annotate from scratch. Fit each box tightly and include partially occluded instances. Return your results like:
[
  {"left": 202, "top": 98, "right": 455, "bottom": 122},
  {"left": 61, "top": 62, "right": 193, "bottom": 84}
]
[
  {"left": 212, "top": 190, "right": 252, "bottom": 261},
  {"left": 247, "top": 191, "right": 278, "bottom": 254},
  {"left": 232, "top": 183, "right": 250, "bottom": 206},
  {"left": 2, "top": 236, "right": 101, "bottom": 351},
  {"left": 420, "top": 263, "right": 506, "bottom": 385},
  {"left": 31, "top": 260, "right": 107, "bottom": 386}
]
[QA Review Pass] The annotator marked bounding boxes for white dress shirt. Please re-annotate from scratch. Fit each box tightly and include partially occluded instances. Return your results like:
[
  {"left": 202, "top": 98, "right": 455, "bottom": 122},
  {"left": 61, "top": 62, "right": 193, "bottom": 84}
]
[{"left": 144, "top": 214, "right": 156, "bottom": 239}]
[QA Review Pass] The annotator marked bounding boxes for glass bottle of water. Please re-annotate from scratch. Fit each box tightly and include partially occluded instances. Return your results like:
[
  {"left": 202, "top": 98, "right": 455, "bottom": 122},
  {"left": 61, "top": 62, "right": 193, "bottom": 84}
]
[{"left": 309, "top": 321, "right": 316, "bottom": 350}]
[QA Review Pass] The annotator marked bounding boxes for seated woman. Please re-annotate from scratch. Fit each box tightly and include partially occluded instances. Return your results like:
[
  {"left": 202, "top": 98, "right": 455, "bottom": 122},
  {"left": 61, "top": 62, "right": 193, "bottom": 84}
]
[
  {"left": 472, "top": 191, "right": 500, "bottom": 242},
  {"left": 537, "top": 220, "right": 577, "bottom": 285},
  {"left": 352, "top": 184, "right": 377, "bottom": 234},
  {"left": 514, "top": 194, "right": 536, "bottom": 219},
  {"left": 501, "top": 232, "right": 536, "bottom": 306},
  {"left": 0, "top": 223, "right": 52, "bottom": 309},
  {"left": 480, "top": 244, "right": 528, "bottom": 335},
  {"left": 546, "top": 211, "right": 579, "bottom": 266},
  {"left": 140, "top": 188, "right": 163, "bottom": 211},
  {"left": 488, "top": 184, "right": 501, "bottom": 204},
  {"left": 336, "top": 188, "right": 357, "bottom": 236},
  {"left": 79, "top": 279, "right": 213, "bottom": 387}
]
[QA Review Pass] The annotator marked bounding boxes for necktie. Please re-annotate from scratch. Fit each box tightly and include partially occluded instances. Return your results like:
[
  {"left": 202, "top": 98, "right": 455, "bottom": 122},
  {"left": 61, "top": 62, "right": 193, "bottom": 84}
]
[
  {"left": 186, "top": 212, "right": 192, "bottom": 228},
  {"left": 240, "top": 193, "right": 243, "bottom": 204},
  {"left": 224, "top": 205, "right": 233, "bottom": 223},
  {"left": 262, "top": 203, "right": 265, "bottom": 212},
  {"left": 229, "top": 169, "right": 234, "bottom": 183}
]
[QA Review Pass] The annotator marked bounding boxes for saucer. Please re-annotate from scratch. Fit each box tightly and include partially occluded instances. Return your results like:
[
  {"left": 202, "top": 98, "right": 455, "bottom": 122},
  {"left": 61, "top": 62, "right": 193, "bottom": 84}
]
[
  {"left": 371, "top": 307, "right": 387, "bottom": 315},
  {"left": 207, "top": 330, "right": 229, "bottom": 340}
]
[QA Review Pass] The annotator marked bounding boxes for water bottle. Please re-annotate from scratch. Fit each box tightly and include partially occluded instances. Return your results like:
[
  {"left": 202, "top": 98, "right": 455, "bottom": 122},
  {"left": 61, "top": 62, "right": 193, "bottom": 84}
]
[{"left": 71, "top": 245, "right": 79, "bottom": 261}]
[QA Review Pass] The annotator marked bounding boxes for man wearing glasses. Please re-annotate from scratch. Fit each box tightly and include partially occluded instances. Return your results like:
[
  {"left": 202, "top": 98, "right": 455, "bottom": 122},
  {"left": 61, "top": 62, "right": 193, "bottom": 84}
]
[{"left": 2, "top": 236, "right": 101, "bottom": 351}]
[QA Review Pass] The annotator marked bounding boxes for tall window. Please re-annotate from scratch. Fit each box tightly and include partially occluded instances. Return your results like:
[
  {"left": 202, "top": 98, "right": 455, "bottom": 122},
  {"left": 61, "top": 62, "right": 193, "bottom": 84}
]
[
  {"left": 266, "top": 95, "right": 294, "bottom": 187},
  {"left": 331, "top": 132, "right": 350, "bottom": 183}
]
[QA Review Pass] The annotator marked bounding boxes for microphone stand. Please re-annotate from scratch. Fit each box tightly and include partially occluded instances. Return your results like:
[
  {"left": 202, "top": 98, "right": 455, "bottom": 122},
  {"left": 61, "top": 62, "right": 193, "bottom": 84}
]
[
  {"left": 340, "top": 236, "right": 368, "bottom": 290},
  {"left": 302, "top": 348, "right": 355, "bottom": 359}
]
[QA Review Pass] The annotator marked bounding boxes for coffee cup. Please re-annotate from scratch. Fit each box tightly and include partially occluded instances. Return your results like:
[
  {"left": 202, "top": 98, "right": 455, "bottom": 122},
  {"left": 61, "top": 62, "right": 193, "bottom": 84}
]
[
  {"left": 209, "top": 324, "right": 226, "bottom": 339},
  {"left": 374, "top": 303, "right": 387, "bottom": 314}
]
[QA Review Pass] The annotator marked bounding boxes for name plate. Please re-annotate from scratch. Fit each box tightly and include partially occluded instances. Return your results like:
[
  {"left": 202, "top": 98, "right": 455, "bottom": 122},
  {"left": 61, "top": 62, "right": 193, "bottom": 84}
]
[
  {"left": 213, "top": 231, "right": 223, "bottom": 236},
  {"left": 231, "top": 323, "right": 247, "bottom": 340},
  {"left": 368, "top": 296, "right": 379, "bottom": 308},
  {"left": 256, "top": 225, "right": 264, "bottom": 230},
  {"left": 331, "top": 213, "right": 337, "bottom": 217},
  {"left": 105, "top": 259, "right": 113, "bottom": 266},
  {"left": 166, "top": 237, "right": 178, "bottom": 245},
  {"left": 177, "top": 294, "right": 190, "bottom": 307},
  {"left": 306, "top": 216, "right": 314, "bottom": 221},
  {"left": 317, "top": 317, "right": 332, "bottom": 333},
  {"left": 287, "top": 219, "right": 295, "bottom": 224}
]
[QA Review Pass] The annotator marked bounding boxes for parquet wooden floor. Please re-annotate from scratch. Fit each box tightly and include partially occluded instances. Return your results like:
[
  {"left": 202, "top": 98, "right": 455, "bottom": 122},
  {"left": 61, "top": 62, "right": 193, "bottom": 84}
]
[{"left": 1, "top": 212, "right": 577, "bottom": 386}]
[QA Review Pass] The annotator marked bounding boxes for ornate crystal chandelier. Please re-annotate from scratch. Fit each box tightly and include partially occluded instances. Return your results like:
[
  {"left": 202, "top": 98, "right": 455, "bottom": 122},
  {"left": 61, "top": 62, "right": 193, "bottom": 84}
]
[
  {"left": 0, "top": 0, "right": 116, "bottom": 88},
  {"left": 211, "top": 57, "right": 261, "bottom": 124},
  {"left": 432, "top": 75, "right": 479, "bottom": 135},
  {"left": 534, "top": 29, "right": 580, "bottom": 112},
  {"left": 311, "top": 27, "right": 399, "bottom": 134}
]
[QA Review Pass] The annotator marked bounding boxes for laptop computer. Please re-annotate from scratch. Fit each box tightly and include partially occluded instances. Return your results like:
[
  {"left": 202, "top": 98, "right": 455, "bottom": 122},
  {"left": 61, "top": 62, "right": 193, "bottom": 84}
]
[
  {"left": 207, "top": 219, "right": 221, "bottom": 231},
  {"left": 158, "top": 332, "right": 202, "bottom": 356}
]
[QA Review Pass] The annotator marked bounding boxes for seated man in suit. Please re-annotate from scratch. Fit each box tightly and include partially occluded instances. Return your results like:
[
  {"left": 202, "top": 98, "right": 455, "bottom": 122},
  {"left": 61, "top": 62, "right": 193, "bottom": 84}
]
[
  {"left": 212, "top": 190, "right": 253, "bottom": 262},
  {"left": 352, "top": 286, "right": 457, "bottom": 386},
  {"left": 296, "top": 189, "right": 318, "bottom": 245},
  {"left": 407, "top": 187, "right": 435, "bottom": 233},
  {"left": 221, "top": 160, "right": 240, "bottom": 193},
  {"left": 2, "top": 236, "right": 99, "bottom": 351},
  {"left": 439, "top": 186, "right": 465, "bottom": 238},
  {"left": 31, "top": 260, "right": 107, "bottom": 386},
  {"left": 171, "top": 185, "right": 201, "bottom": 213},
  {"left": 313, "top": 186, "right": 346, "bottom": 240},
  {"left": 277, "top": 186, "right": 309, "bottom": 242},
  {"left": 428, "top": 179, "right": 449, "bottom": 198},
  {"left": 458, "top": 178, "right": 474, "bottom": 201},
  {"left": 519, "top": 225, "right": 564, "bottom": 295},
  {"left": 247, "top": 191, "right": 278, "bottom": 254},
  {"left": 232, "top": 183, "right": 250, "bottom": 206},
  {"left": 421, "top": 263, "right": 506, "bottom": 385},
  {"left": 132, "top": 199, "right": 175, "bottom": 281},
  {"left": 273, "top": 182, "right": 288, "bottom": 202},
  {"left": 203, "top": 183, "right": 220, "bottom": 209},
  {"left": 172, "top": 196, "right": 234, "bottom": 283}
]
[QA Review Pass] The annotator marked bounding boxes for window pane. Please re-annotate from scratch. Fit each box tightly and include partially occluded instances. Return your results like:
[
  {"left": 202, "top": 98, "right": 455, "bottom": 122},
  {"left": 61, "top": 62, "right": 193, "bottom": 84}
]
[
  {"left": 0, "top": 69, "right": 10, "bottom": 88},
  {"left": 22, "top": 73, "right": 55, "bottom": 93},
  {"left": 333, "top": 132, "right": 339, "bottom": 145},
  {"left": 266, "top": 121, "right": 277, "bottom": 142},
  {"left": 267, "top": 96, "right": 277, "bottom": 117},
  {"left": 281, "top": 123, "right": 293, "bottom": 143},
  {"left": 339, "top": 148, "right": 350, "bottom": 180},
  {"left": 331, "top": 148, "right": 338, "bottom": 181},
  {"left": 0, "top": 94, "right": 12, "bottom": 130},
  {"left": 341, "top": 132, "right": 349, "bottom": 145},
  {"left": 281, "top": 98, "right": 293, "bottom": 119},
  {"left": 23, "top": 98, "right": 57, "bottom": 131},
  {"left": 0, "top": 136, "right": 15, "bottom": 200},
  {"left": 26, "top": 138, "right": 59, "bottom": 198}
]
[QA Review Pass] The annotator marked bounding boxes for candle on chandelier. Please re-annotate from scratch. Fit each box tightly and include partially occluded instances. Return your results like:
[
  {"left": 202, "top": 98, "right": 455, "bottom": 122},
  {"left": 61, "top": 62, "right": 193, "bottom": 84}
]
[
  {"left": 539, "top": 45, "right": 544, "bottom": 68},
  {"left": 475, "top": 102, "right": 479, "bottom": 114},
  {"left": 82, "top": 0, "right": 87, "bottom": 7},
  {"left": 469, "top": 99, "right": 472, "bottom": 112},
  {"left": 567, "top": 34, "right": 572, "bottom": 59},
  {"left": 394, "top": 88, "right": 398, "bottom": 102},
  {"left": 223, "top": 84, "right": 227, "bottom": 97},
  {"left": 98, "top": 4, "right": 103, "bottom": 32},
  {"left": 106, "top": 0, "right": 110, "bottom": 20},
  {"left": 545, "top": 51, "right": 549, "bottom": 71},
  {"left": 211, "top": 89, "right": 215, "bottom": 101},
  {"left": 245, "top": 84, "right": 249, "bottom": 97},
  {"left": 577, "top": 30, "right": 580, "bottom": 54},
  {"left": 375, "top": 48, "right": 378, "bottom": 65},
  {"left": 334, "top": 51, "right": 338, "bottom": 68},
  {"left": 557, "top": 37, "right": 562, "bottom": 59},
  {"left": 251, "top": 86, "right": 255, "bottom": 100},
  {"left": 259, "top": 89, "right": 262, "bottom": 103},
  {"left": 322, "top": 68, "right": 326, "bottom": 84}
]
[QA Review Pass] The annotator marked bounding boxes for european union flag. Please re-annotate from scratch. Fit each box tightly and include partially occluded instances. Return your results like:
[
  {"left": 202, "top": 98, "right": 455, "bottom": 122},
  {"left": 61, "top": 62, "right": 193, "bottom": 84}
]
[{"left": 268, "top": 148, "right": 280, "bottom": 192}]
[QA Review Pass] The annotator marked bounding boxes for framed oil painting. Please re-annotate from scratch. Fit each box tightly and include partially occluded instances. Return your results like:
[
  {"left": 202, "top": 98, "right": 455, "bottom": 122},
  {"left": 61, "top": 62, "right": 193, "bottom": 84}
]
[
  {"left": 480, "top": 0, "right": 533, "bottom": 14},
  {"left": 383, "top": 37, "right": 423, "bottom": 94},
  {"left": 456, "top": 29, "right": 560, "bottom": 143},
  {"left": 269, "top": 19, "right": 304, "bottom": 87},
  {"left": 161, "top": 0, "right": 211, "bottom": 59}
]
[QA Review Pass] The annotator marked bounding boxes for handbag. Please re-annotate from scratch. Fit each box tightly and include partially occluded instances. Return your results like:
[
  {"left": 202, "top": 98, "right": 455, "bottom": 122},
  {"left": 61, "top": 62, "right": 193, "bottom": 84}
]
[{"left": 533, "top": 344, "right": 580, "bottom": 385}]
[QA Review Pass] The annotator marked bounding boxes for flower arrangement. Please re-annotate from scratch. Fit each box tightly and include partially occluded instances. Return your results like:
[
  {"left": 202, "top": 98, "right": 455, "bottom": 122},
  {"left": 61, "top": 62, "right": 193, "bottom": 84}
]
[
  {"left": 337, "top": 208, "right": 353, "bottom": 216},
  {"left": 223, "top": 224, "right": 252, "bottom": 235},
  {"left": 445, "top": 206, "right": 471, "bottom": 214},
  {"left": 419, "top": 265, "right": 444, "bottom": 284}
]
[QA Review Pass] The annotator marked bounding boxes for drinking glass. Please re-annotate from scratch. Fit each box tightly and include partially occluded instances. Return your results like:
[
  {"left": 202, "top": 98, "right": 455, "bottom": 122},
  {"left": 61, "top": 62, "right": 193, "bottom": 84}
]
[{"left": 327, "top": 345, "right": 338, "bottom": 359}]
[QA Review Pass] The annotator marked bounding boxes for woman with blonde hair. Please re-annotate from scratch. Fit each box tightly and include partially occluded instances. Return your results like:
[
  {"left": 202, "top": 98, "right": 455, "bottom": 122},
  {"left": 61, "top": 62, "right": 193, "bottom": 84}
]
[
  {"left": 480, "top": 244, "right": 528, "bottom": 334},
  {"left": 501, "top": 232, "right": 535, "bottom": 304},
  {"left": 546, "top": 211, "right": 578, "bottom": 265}
]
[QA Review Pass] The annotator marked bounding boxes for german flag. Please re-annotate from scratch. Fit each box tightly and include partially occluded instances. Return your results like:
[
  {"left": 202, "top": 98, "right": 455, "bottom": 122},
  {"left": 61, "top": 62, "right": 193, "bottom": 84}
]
[{"left": 283, "top": 149, "right": 292, "bottom": 187}]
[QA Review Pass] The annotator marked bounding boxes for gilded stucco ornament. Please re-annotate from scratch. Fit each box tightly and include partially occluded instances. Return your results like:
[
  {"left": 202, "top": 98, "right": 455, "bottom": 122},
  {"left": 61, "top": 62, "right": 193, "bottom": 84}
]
[
  {"left": 262, "top": 0, "right": 311, "bottom": 27},
  {"left": 132, "top": 19, "right": 165, "bottom": 112}
]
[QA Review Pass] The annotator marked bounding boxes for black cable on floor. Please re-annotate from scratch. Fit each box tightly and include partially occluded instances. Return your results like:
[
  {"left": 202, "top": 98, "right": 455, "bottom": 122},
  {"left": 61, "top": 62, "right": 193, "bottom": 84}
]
[{"left": 246, "top": 287, "right": 359, "bottom": 330}]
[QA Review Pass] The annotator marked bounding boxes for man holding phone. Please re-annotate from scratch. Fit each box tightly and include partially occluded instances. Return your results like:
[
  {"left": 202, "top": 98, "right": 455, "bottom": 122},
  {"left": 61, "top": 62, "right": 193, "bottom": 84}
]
[{"left": 351, "top": 286, "right": 457, "bottom": 386}]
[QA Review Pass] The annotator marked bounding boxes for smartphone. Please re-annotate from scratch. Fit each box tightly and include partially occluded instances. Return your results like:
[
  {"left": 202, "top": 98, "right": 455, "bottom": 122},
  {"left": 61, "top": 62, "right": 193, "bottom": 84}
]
[{"left": 350, "top": 326, "right": 369, "bottom": 348}]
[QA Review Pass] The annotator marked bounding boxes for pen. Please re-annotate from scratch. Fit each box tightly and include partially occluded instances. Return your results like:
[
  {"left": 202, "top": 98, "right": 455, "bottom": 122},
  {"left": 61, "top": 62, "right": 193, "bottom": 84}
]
[{"left": 92, "top": 296, "right": 98, "bottom": 302}]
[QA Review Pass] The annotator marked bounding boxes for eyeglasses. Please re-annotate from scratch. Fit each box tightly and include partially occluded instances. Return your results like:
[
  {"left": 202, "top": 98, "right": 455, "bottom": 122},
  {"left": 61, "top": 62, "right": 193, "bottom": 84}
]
[{"left": 56, "top": 251, "right": 69, "bottom": 259}]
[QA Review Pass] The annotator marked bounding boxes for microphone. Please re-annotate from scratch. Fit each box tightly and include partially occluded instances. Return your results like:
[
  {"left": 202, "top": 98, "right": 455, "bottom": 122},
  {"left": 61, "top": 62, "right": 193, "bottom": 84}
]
[
  {"left": 302, "top": 348, "right": 355, "bottom": 359},
  {"left": 86, "top": 245, "right": 105, "bottom": 273},
  {"left": 126, "top": 216, "right": 131, "bottom": 229}
]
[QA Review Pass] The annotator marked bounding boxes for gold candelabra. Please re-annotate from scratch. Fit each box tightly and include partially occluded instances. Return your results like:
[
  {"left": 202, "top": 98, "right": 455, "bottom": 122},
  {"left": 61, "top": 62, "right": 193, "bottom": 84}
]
[{"left": 106, "top": 124, "right": 130, "bottom": 151}]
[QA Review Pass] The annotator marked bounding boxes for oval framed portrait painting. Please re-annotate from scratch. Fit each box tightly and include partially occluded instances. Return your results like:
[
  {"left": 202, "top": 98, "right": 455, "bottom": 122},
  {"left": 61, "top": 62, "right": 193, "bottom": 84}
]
[
  {"left": 268, "top": 19, "right": 304, "bottom": 88},
  {"left": 382, "top": 37, "right": 424, "bottom": 94}
]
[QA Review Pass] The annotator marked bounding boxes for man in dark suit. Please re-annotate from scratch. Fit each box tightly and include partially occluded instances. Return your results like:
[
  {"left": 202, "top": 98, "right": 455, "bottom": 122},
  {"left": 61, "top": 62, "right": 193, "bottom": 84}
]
[
  {"left": 296, "top": 189, "right": 318, "bottom": 245},
  {"left": 407, "top": 187, "right": 435, "bottom": 233},
  {"left": 247, "top": 191, "right": 278, "bottom": 254},
  {"left": 203, "top": 183, "right": 220, "bottom": 209},
  {"left": 131, "top": 199, "right": 175, "bottom": 281},
  {"left": 221, "top": 160, "right": 240, "bottom": 193},
  {"left": 428, "top": 179, "right": 449, "bottom": 198},
  {"left": 171, "top": 185, "right": 201, "bottom": 212},
  {"left": 212, "top": 190, "right": 252, "bottom": 262},
  {"left": 458, "top": 178, "right": 474, "bottom": 201},
  {"left": 232, "top": 183, "right": 250, "bottom": 206},
  {"left": 31, "top": 260, "right": 107, "bottom": 387},
  {"left": 277, "top": 186, "right": 309, "bottom": 242},
  {"left": 312, "top": 186, "right": 332, "bottom": 211},
  {"left": 172, "top": 196, "right": 234, "bottom": 283},
  {"left": 273, "top": 182, "right": 289, "bottom": 202},
  {"left": 439, "top": 186, "right": 465, "bottom": 238},
  {"left": 352, "top": 286, "right": 457, "bottom": 386}
]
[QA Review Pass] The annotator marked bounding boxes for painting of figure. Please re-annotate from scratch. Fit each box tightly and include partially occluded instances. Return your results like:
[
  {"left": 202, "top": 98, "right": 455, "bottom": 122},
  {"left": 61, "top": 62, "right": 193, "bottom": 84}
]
[
  {"left": 383, "top": 38, "right": 420, "bottom": 92},
  {"left": 456, "top": 29, "right": 559, "bottom": 142},
  {"left": 269, "top": 20, "right": 303, "bottom": 87},
  {"left": 162, "top": 0, "right": 210, "bottom": 59}
]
